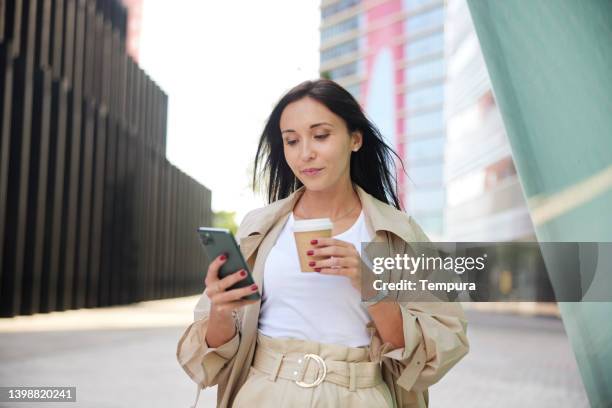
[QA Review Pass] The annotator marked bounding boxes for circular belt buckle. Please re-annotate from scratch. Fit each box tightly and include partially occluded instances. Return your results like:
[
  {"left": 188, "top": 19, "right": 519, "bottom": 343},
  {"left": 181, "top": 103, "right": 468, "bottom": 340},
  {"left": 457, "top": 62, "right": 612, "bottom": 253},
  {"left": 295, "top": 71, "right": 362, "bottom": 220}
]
[{"left": 295, "top": 353, "right": 327, "bottom": 388}]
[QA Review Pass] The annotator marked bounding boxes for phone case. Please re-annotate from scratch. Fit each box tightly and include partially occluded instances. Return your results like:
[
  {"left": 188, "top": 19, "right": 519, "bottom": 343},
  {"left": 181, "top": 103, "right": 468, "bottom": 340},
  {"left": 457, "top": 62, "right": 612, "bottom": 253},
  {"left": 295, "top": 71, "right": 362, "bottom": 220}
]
[{"left": 197, "top": 227, "right": 260, "bottom": 301}]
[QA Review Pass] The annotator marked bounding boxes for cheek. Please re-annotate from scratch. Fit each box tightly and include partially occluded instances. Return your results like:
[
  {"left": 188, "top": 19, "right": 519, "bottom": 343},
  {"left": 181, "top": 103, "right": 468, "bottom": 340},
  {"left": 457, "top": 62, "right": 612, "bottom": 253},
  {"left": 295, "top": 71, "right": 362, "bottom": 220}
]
[
  {"left": 328, "top": 144, "right": 351, "bottom": 165},
  {"left": 283, "top": 147, "right": 298, "bottom": 168}
]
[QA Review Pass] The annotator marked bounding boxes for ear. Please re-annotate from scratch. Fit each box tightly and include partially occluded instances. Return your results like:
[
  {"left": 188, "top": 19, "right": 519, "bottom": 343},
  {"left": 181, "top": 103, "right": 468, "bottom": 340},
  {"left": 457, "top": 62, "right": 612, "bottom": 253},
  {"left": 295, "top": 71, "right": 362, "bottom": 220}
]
[{"left": 351, "top": 130, "right": 363, "bottom": 152}]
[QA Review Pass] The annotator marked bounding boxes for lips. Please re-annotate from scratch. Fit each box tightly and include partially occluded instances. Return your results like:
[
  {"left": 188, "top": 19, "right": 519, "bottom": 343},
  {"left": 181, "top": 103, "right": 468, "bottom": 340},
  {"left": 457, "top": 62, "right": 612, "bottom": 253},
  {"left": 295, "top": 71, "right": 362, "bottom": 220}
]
[{"left": 302, "top": 168, "right": 323, "bottom": 176}]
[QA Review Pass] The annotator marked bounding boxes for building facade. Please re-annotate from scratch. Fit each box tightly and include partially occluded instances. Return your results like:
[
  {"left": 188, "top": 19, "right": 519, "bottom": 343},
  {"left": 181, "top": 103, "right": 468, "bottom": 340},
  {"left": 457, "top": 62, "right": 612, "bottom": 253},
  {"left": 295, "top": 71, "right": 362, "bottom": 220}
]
[
  {"left": 320, "top": 0, "right": 446, "bottom": 240},
  {"left": 444, "top": 0, "right": 534, "bottom": 241}
]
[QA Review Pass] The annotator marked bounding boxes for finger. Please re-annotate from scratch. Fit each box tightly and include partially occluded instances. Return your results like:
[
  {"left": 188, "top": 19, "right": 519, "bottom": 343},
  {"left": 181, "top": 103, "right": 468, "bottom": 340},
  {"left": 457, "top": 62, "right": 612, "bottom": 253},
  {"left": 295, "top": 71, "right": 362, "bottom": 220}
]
[
  {"left": 320, "top": 267, "right": 360, "bottom": 280},
  {"left": 312, "top": 254, "right": 360, "bottom": 270},
  {"left": 307, "top": 245, "right": 351, "bottom": 259},
  {"left": 310, "top": 237, "right": 351, "bottom": 248},
  {"left": 212, "top": 283, "right": 259, "bottom": 304},
  {"left": 205, "top": 253, "right": 228, "bottom": 284},
  {"left": 316, "top": 267, "right": 349, "bottom": 276},
  {"left": 217, "top": 269, "right": 249, "bottom": 291},
  {"left": 320, "top": 256, "right": 346, "bottom": 269}
]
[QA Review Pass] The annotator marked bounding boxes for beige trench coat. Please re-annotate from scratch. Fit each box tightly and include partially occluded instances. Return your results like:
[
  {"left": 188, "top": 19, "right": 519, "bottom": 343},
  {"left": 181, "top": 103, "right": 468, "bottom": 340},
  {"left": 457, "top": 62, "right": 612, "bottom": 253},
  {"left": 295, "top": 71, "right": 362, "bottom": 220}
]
[{"left": 177, "top": 184, "right": 469, "bottom": 407}]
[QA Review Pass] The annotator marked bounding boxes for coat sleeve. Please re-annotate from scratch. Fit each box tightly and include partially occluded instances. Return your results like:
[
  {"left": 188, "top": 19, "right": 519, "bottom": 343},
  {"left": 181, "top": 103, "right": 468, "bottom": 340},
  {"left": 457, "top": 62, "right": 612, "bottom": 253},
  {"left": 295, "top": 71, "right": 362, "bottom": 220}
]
[
  {"left": 175, "top": 290, "right": 241, "bottom": 388},
  {"left": 370, "top": 217, "right": 470, "bottom": 393},
  {"left": 176, "top": 216, "right": 252, "bottom": 388}
]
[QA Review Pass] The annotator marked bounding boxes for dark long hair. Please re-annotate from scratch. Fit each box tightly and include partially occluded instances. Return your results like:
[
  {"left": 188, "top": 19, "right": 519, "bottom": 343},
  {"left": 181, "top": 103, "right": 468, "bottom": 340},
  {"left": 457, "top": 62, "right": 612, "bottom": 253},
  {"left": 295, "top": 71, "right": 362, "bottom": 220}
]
[{"left": 252, "top": 79, "right": 407, "bottom": 211}]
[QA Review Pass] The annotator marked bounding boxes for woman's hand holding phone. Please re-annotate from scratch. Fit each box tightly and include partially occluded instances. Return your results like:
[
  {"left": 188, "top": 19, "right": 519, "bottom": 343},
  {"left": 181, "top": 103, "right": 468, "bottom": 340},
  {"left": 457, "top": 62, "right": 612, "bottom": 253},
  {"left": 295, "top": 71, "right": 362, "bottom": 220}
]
[
  {"left": 206, "top": 252, "right": 260, "bottom": 314},
  {"left": 204, "top": 253, "right": 260, "bottom": 348}
]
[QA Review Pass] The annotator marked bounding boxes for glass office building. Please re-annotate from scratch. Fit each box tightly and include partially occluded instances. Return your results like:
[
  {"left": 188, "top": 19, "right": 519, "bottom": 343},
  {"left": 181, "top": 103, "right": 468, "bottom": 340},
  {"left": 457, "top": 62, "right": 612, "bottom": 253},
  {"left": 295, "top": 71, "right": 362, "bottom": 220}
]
[
  {"left": 444, "top": 0, "right": 534, "bottom": 242},
  {"left": 319, "top": 0, "right": 447, "bottom": 239}
]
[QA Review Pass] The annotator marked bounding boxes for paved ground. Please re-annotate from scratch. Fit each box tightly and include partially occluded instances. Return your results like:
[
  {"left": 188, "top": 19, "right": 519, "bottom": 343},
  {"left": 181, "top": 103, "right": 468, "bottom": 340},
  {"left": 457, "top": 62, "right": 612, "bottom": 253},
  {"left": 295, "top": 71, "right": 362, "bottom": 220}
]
[
  {"left": 431, "top": 311, "right": 589, "bottom": 407},
  {"left": 0, "top": 297, "right": 589, "bottom": 407}
]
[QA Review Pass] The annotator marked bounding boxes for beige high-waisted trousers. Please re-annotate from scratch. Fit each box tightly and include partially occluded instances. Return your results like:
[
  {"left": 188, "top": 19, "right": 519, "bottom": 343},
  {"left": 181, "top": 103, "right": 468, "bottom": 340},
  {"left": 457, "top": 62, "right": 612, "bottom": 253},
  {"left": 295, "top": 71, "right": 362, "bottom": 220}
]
[{"left": 232, "top": 331, "right": 394, "bottom": 407}]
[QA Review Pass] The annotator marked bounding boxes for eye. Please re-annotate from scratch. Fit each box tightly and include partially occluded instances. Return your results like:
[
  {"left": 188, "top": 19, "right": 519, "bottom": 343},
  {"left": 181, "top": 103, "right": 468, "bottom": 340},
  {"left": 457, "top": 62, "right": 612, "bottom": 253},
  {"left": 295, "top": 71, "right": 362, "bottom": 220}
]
[
  {"left": 286, "top": 139, "right": 297, "bottom": 146},
  {"left": 315, "top": 134, "right": 329, "bottom": 139}
]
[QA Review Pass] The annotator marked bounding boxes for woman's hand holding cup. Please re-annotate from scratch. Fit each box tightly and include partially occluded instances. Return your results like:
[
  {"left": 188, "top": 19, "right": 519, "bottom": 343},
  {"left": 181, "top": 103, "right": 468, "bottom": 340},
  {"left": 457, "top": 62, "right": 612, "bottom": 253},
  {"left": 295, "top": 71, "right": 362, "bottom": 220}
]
[{"left": 307, "top": 237, "right": 362, "bottom": 292}]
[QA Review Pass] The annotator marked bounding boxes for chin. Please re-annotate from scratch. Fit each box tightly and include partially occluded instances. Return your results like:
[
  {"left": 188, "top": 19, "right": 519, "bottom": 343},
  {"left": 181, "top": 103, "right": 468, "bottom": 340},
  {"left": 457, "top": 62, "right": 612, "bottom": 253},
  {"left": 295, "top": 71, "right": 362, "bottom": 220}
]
[{"left": 304, "top": 181, "right": 334, "bottom": 192}]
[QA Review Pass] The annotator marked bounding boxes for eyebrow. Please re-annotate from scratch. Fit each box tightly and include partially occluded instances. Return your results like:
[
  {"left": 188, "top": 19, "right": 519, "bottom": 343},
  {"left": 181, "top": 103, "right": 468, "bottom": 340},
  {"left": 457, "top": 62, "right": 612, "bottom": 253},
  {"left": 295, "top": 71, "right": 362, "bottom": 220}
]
[{"left": 281, "top": 122, "right": 333, "bottom": 135}]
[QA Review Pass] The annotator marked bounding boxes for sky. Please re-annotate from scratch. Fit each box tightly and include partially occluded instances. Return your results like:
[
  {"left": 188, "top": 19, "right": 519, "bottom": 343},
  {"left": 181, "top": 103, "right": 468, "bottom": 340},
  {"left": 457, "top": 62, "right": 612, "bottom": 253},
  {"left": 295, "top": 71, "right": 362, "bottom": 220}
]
[{"left": 138, "top": 1, "right": 321, "bottom": 224}]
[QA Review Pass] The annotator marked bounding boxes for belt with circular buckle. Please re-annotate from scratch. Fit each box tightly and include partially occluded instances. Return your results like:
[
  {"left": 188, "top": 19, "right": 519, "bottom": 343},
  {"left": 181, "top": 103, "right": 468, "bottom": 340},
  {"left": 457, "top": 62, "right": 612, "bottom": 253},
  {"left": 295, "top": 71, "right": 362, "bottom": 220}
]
[{"left": 295, "top": 353, "right": 327, "bottom": 388}]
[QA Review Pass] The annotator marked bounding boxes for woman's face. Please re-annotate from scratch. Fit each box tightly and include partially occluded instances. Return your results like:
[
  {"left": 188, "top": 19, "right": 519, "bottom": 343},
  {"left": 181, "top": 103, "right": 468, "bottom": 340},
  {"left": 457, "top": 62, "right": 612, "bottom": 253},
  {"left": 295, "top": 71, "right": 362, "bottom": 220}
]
[{"left": 279, "top": 96, "right": 362, "bottom": 192}]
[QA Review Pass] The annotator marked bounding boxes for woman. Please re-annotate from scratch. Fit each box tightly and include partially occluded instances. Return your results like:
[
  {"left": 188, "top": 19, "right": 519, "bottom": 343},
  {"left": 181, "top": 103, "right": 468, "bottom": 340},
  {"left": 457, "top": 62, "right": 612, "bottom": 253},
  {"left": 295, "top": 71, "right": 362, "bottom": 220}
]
[{"left": 177, "top": 79, "right": 469, "bottom": 407}]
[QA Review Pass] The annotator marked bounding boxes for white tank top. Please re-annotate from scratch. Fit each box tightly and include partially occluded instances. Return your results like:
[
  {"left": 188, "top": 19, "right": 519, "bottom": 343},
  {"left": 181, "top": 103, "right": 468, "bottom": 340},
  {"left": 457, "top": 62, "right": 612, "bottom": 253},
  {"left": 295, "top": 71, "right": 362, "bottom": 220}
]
[{"left": 257, "top": 209, "right": 374, "bottom": 347}]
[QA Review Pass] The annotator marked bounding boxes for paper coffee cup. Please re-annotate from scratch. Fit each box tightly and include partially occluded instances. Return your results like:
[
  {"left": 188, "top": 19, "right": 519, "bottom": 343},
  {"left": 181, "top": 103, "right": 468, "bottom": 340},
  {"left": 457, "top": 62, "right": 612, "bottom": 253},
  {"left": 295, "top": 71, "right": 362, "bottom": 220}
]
[{"left": 292, "top": 218, "right": 333, "bottom": 272}]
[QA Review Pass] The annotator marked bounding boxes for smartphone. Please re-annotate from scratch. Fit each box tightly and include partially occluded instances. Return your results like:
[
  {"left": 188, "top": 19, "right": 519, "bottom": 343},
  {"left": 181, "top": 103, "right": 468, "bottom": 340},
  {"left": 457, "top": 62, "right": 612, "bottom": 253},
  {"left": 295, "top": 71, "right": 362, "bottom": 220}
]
[{"left": 197, "top": 227, "right": 261, "bottom": 301}]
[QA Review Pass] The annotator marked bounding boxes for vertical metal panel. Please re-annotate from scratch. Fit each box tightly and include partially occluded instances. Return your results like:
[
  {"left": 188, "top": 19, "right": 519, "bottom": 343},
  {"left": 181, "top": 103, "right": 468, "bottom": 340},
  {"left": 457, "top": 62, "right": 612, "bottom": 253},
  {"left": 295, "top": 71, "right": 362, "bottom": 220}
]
[
  {"left": 0, "top": 7, "right": 18, "bottom": 316},
  {"left": 26, "top": 0, "right": 52, "bottom": 316},
  {"left": 133, "top": 130, "right": 145, "bottom": 302},
  {"left": 125, "top": 129, "right": 138, "bottom": 303},
  {"left": 188, "top": 177, "right": 196, "bottom": 289},
  {"left": 73, "top": 0, "right": 98, "bottom": 309},
  {"left": 159, "top": 158, "right": 168, "bottom": 298},
  {"left": 87, "top": 107, "right": 106, "bottom": 307},
  {"left": 0, "top": 0, "right": 33, "bottom": 316},
  {"left": 169, "top": 166, "right": 178, "bottom": 297},
  {"left": 39, "top": 6, "right": 64, "bottom": 315},
  {"left": 149, "top": 147, "right": 159, "bottom": 298},
  {"left": 143, "top": 143, "right": 153, "bottom": 299},
  {"left": 45, "top": 83, "right": 70, "bottom": 312},
  {"left": 37, "top": 0, "right": 52, "bottom": 70},
  {"left": 30, "top": 67, "right": 52, "bottom": 314},
  {"left": 24, "top": 0, "right": 53, "bottom": 315},
  {"left": 59, "top": 0, "right": 85, "bottom": 310},
  {"left": 13, "top": 0, "right": 38, "bottom": 315},
  {"left": 0, "top": 0, "right": 6, "bottom": 45},
  {"left": 50, "top": 0, "right": 64, "bottom": 79},
  {"left": 98, "top": 109, "right": 116, "bottom": 307},
  {"left": 114, "top": 121, "right": 127, "bottom": 304}
]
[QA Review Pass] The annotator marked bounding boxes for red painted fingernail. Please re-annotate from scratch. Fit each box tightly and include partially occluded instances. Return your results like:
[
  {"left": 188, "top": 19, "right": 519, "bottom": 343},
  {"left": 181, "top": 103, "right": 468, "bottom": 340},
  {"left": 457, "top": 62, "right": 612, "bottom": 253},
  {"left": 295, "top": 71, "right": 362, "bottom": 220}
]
[
  {"left": 310, "top": 239, "right": 318, "bottom": 245},
  {"left": 240, "top": 270, "right": 246, "bottom": 277},
  {"left": 307, "top": 250, "right": 314, "bottom": 256},
  {"left": 314, "top": 268, "right": 321, "bottom": 272},
  {"left": 308, "top": 261, "right": 316, "bottom": 267},
  {"left": 250, "top": 284, "right": 258, "bottom": 291},
  {"left": 220, "top": 254, "right": 227, "bottom": 261}
]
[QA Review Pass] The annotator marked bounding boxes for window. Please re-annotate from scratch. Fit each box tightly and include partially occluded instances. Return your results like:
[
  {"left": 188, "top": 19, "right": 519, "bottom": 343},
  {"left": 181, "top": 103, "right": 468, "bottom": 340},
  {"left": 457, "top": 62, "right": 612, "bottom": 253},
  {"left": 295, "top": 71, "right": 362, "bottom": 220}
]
[
  {"left": 406, "top": 7, "right": 444, "bottom": 35},
  {"left": 321, "top": 39, "right": 359, "bottom": 63},
  {"left": 405, "top": 58, "right": 445, "bottom": 85},
  {"left": 322, "top": 0, "right": 360, "bottom": 18},
  {"left": 408, "top": 188, "right": 445, "bottom": 212},
  {"left": 405, "top": 84, "right": 444, "bottom": 111},
  {"left": 407, "top": 161, "right": 444, "bottom": 185},
  {"left": 408, "top": 135, "right": 445, "bottom": 161},
  {"left": 402, "top": 0, "right": 438, "bottom": 12},
  {"left": 406, "top": 110, "right": 444, "bottom": 134},
  {"left": 328, "top": 62, "right": 358, "bottom": 79},
  {"left": 321, "top": 17, "right": 359, "bottom": 41},
  {"left": 405, "top": 32, "right": 444, "bottom": 60}
]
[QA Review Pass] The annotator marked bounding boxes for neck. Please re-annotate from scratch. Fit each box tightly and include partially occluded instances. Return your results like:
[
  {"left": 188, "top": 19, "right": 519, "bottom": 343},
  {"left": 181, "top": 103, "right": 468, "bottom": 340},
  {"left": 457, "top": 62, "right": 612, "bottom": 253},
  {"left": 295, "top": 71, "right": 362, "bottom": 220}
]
[{"left": 295, "top": 180, "right": 360, "bottom": 220}]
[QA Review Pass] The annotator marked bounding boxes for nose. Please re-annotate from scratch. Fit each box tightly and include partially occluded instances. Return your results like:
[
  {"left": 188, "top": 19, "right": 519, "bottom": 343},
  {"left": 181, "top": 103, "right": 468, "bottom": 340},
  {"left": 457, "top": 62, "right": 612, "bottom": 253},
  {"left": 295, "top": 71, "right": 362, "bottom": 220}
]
[{"left": 299, "top": 138, "right": 315, "bottom": 161}]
